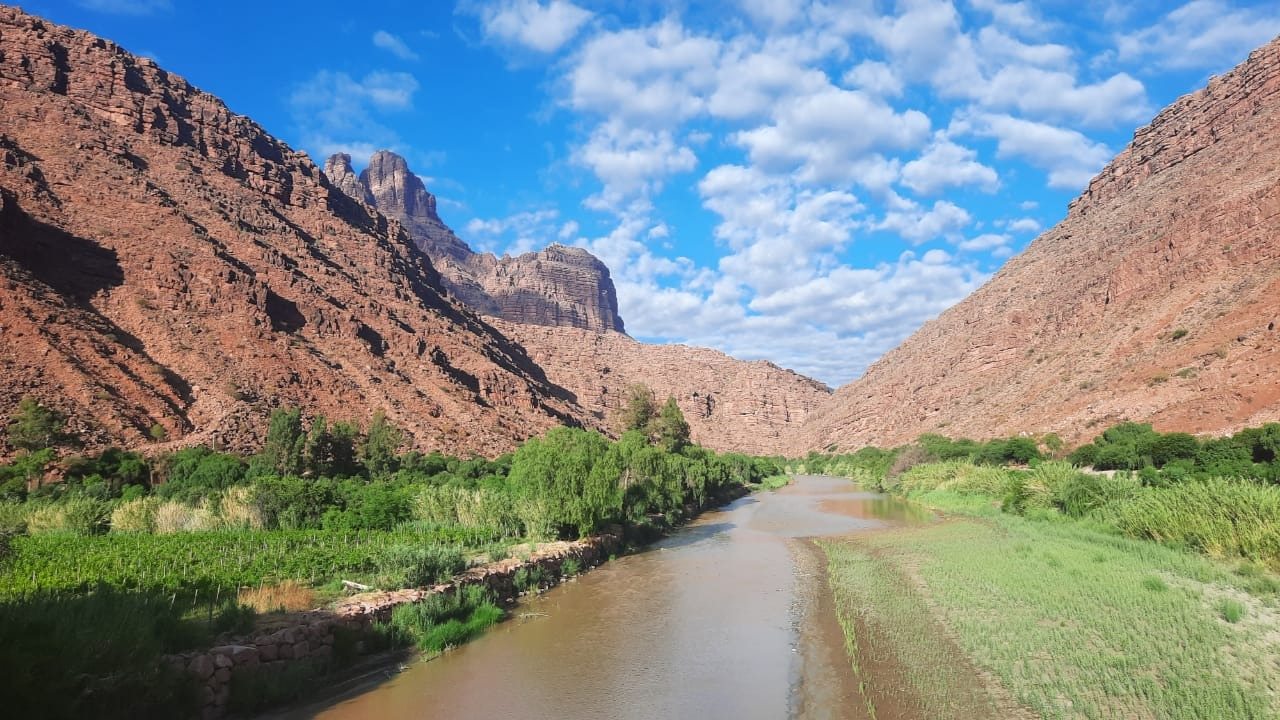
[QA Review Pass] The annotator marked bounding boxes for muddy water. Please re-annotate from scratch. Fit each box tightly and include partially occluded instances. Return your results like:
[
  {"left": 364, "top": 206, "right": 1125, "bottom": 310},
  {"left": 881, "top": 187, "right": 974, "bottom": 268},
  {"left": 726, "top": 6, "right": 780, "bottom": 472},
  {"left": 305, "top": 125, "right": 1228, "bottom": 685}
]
[{"left": 298, "top": 476, "right": 925, "bottom": 720}]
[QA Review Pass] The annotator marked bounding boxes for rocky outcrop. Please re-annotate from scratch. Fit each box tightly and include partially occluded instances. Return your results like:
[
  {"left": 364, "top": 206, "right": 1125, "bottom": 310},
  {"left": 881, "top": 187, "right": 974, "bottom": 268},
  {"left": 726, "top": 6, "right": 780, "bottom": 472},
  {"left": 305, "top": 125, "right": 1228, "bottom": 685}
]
[
  {"left": 0, "top": 7, "right": 592, "bottom": 456},
  {"left": 793, "top": 36, "right": 1280, "bottom": 452},
  {"left": 498, "top": 321, "right": 831, "bottom": 455},
  {"left": 326, "top": 151, "right": 626, "bottom": 333}
]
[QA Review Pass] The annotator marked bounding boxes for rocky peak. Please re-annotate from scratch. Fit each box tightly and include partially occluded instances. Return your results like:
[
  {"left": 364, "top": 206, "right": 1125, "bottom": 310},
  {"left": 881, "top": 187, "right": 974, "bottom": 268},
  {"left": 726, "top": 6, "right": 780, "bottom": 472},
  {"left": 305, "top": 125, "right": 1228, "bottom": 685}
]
[
  {"left": 324, "top": 151, "right": 627, "bottom": 334},
  {"left": 323, "top": 153, "right": 372, "bottom": 205},
  {"left": 360, "top": 150, "right": 439, "bottom": 225}
]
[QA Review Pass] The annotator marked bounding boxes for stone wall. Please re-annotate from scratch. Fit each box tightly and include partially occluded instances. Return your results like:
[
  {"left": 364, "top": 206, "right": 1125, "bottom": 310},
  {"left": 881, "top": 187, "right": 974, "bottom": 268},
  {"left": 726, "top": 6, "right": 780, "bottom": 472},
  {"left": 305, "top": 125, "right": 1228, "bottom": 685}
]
[{"left": 163, "top": 533, "right": 622, "bottom": 719}]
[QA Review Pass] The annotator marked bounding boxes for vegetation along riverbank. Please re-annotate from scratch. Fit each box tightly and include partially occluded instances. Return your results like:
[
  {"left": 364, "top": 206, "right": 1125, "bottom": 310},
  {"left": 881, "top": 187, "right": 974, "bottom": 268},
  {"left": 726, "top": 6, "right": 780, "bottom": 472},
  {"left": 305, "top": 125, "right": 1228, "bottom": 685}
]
[
  {"left": 0, "top": 394, "right": 784, "bottom": 719},
  {"left": 803, "top": 424, "right": 1280, "bottom": 719}
]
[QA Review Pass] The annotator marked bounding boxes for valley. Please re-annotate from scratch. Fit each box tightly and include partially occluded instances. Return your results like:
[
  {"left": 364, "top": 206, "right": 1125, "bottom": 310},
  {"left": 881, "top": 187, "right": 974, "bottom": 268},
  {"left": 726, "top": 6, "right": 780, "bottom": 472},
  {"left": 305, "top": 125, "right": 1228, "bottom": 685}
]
[{"left": 1, "top": 4, "right": 1279, "bottom": 720}]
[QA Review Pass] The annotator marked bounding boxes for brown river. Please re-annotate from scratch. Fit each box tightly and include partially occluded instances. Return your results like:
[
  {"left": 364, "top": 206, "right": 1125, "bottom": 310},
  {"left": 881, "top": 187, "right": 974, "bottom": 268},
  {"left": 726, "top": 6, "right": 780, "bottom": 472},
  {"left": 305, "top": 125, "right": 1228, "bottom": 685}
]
[{"left": 285, "top": 476, "right": 929, "bottom": 720}]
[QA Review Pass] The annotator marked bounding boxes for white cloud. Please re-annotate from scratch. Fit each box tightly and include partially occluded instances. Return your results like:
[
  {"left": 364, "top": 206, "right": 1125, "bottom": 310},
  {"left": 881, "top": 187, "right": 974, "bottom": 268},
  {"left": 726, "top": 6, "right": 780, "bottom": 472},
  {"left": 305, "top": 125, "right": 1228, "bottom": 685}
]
[
  {"left": 575, "top": 119, "right": 698, "bottom": 209},
  {"left": 465, "top": 209, "right": 562, "bottom": 255},
  {"left": 738, "top": 0, "right": 805, "bottom": 28},
  {"left": 568, "top": 19, "right": 720, "bottom": 124},
  {"left": 290, "top": 71, "right": 420, "bottom": 165},
  {"left": 1117, "top": 0, "right": 1280, "bottom": 70},
  {"left": 956, "top": 111, "right": 1113, "bottom": 190},
  {"left": 958, "top": 232, "right": 1011, "bottom": 251},
  {"left": 735, "top": 85, "right": 930, "bottom": 186},
  {"left": 842, "top": 60, "right": 904, "bottom": 97},
  {"left": 77, "top": 0, "right": 169, "bottom": 13},
  {"left": 708, "top": 42, "right": 830, "bottom": 119},
  {"left": 876, "top": 194, "right": 972, "bottom": 244},
  {"left": 372, "top": 31, "right": 419, "bottom": 61},
  {"left": 901, "top": 137, "right": 999, "bottom": 195},
  {"left": 974, "top": 65, "right": 1147, "bottom": 126},
  {"left": 969, "top": 0, "right": 1049, "bottom": 36},
  {"left": 473, "top": 0, "right": 594, "bottom": 54},
  {"left": 1007, "top": 217, "right": 1041, "bottom": 233}
]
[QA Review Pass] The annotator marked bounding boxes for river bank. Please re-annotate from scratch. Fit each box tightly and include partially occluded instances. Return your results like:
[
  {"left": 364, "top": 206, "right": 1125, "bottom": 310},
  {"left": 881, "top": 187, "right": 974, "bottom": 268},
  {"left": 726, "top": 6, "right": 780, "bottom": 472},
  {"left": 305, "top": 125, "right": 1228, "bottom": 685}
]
[
  {"left": 819, "top": 494, "right": 1280, "bottom": 719},
  {"left": 269, "top": 476, "right": 910, "bottom": 720}
]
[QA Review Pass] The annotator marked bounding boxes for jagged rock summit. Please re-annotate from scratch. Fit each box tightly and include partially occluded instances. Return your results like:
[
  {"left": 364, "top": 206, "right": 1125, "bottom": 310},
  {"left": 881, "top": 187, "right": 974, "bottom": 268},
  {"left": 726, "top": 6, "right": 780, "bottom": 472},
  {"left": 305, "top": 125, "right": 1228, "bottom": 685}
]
[
  {"left": 0, "top": 6, "right": 589, "bottom": 455},
  {"left": 325, "top": 151, "right": 833, "bottom": 454},
  {"left": 0, "top": 6, "right": 830, "bottom": 457},
  {"left": 793, "top": 35, "right": 1280, "bottom": 453},
  {"left": 327, "top": 151, "right": 626, "bottom": 333}
]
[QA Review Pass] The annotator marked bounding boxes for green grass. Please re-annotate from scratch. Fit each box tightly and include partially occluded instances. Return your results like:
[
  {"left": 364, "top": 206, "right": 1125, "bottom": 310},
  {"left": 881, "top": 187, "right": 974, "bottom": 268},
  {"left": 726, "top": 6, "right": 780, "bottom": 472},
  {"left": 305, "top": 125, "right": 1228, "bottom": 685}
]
[
  {"left": 0, "top": 529, "right": 478, "bottom": 600},
  {"left": 389, "top": 585, "right": 504, "bottom": 653},
  {"left": 820, "top": 538, "right": 1002, "bottom": 719},
  {"left": 823, "top": 513, "right": 1279, "bottom": 719}
]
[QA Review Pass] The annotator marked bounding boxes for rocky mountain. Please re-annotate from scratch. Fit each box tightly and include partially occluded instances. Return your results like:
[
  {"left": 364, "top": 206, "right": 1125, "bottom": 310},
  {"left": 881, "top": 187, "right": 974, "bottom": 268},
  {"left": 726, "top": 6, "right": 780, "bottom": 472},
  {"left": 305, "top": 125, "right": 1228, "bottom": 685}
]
[
  {"left": 325, "top": 151, "right": 626, "bottom": 333},
  {"left": 0, "top": 7, "right": 590, "bottom": 456},
  {"left": 793, "top": 36, "right": 1280, "bottom": 453},
  {"left": 495, "top": 321, "right": 831, "bottom": 455}
]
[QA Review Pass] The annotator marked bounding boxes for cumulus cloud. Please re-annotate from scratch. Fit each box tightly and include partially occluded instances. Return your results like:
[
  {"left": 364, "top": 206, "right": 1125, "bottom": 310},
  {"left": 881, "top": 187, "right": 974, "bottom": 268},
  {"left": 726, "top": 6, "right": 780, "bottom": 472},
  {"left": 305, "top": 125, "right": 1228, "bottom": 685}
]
[
  {"left": 735, "top": 86, "right": 930, "bottom": 185},
  {"left": 465, "top": 209, "right": 562, "bottom": 255},
  {"left": 575, "top": 120, "right": 698, "bottom": 209},
  {"left": 290, "top": 71, "right": 419, "bottom": 165},
  {"left": 842, "top": 60, "right": 904, "bottom": 97},
  {"left": 974, "top": 65, "right": 1147, "bottom": 126},
  {"left": 372, "top": 31, "right": 419, "bottom": 61},
  {"left": 1117, "top": 0, "right": 1280, "bottom": 70},
  {"left": 1007, "top": 217, "right": 1041, "bottom": 233},
  {"left": 568, "top": 20, "right": 720, "bottom": 124},
  {"left": 955, "top": 112, "right": 1113, "bottom": 190},
  {"left": 462, "top": 0, "right": 1236, "bottom": 384},
  {"left": 876, "top": 194, "right": 972, "bottom": 244},
  {"left": 471, "top": 0, "right": 594, "bottom": 53},
  {"left": 901, "top": 137, "right": 999, "bottom": 195}
]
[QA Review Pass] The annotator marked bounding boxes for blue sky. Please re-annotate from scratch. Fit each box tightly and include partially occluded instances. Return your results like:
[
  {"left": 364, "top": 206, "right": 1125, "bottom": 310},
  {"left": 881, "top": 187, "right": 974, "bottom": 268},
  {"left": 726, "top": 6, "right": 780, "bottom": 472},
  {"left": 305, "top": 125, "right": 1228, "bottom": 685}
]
[{"left": 30, "top": 0, "right": 1280, "bottom": 385}]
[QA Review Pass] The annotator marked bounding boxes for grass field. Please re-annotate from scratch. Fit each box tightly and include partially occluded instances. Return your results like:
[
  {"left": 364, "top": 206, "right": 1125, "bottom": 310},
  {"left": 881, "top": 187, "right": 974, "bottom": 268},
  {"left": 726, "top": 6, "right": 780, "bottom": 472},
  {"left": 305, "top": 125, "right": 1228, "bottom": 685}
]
[{"left": 822, "top": 500, "right": 1280, "bottom": 720}]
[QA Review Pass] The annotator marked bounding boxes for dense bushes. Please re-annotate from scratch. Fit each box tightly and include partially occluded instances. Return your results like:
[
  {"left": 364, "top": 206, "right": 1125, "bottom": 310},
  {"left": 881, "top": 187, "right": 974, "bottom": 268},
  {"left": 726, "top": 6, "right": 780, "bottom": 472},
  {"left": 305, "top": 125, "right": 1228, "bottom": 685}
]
[
  {"left": 1102, "top": 478, "right": 1280, "bottom": 562},
  {"left": 1068, "top": 421, "right": 1280, "bottom": 482}
]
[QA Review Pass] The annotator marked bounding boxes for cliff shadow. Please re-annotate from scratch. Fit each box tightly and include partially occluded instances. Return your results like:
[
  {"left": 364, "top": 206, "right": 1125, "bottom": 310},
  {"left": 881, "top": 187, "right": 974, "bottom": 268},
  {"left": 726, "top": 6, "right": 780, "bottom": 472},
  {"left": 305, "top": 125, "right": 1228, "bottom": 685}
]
[{"left": 0, "top": 188, "right": 124, "bottom": 301}]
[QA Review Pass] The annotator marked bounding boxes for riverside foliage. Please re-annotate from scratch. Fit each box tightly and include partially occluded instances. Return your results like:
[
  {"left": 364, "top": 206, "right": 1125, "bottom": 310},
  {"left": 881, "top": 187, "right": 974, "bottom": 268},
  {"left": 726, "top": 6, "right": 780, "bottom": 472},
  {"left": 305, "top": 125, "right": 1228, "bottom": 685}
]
[
  {"left": 811, "top": 426, "right": 1280, "bottom": 719},
  {"left": 0, "top": 401, "right": 781, "bottom": 718}
]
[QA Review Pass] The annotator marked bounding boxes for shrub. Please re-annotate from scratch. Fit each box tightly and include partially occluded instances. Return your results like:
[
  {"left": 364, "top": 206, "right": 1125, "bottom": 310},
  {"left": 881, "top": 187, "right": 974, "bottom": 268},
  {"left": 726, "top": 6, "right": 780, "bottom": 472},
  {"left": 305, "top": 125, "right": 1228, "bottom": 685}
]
[
  {"left": 110, "top": 497, "right": 161, "bottom": 533},
  {"left": 374, "top": 544, "right": 466, "bottom": 588},
  {"left": 389, "top": 585, "right": 502, "bottom": 652},
  {"left": 1106, "top": 478, "right": 1280, "bottom": 564},
  {"left": 0, "top": 502, "right": 30, "bottom": 535},
  {"left": 26, "top": 498, "right": 111, "bottom": 535},
  {"left": 1219, "top": 599, "right": 1245, "bottom": 623},
  {"left": 1054, "top": 472, "right": 1141, "bottom": 518},
  {"left": 1171, "top": 328, "right": 1189, "bottom": 340},
  {"left": 217, "top": 486, "right": 264, "bottom": 530},
  {"left": 152, "top": 501, "right": 218, "bottom": 534}
]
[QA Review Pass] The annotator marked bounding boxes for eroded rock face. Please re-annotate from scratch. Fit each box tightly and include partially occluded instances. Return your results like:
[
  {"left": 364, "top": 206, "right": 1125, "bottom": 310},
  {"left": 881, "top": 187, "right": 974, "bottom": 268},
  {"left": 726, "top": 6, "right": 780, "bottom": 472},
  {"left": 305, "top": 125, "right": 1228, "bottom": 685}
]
[
  {"left": 497, "top": 321, "right": 831, "bottom": 455},
  {"left": 327, "top": 151, "right": 626, "bottom": 333},
  {"left": 0, "top": 7, "right": 591, "bottom": 456},
  {"left": 793, "top": 36, "right": 1280, "bottom": 453}
]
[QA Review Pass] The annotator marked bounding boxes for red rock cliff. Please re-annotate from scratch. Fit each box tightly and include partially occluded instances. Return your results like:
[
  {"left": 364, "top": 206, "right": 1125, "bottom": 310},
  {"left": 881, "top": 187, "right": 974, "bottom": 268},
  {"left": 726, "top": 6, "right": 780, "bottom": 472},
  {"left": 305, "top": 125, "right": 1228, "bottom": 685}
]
[
  {"left": 326, "top": 151, "right": 627, "bottom": 333},
  {"left": 0, "top": 7, "right": 592, "bottom": 456},
  {"left": 793, "top": 35, "right": 1280, "bottom": 453}
]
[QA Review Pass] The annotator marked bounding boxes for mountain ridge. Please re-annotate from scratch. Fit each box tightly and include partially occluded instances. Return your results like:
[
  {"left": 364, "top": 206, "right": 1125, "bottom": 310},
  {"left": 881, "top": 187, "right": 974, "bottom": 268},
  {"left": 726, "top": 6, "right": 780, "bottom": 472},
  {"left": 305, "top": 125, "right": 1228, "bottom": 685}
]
[{"left": 792, "top": 34, "right": 1280, "bottom": 453}]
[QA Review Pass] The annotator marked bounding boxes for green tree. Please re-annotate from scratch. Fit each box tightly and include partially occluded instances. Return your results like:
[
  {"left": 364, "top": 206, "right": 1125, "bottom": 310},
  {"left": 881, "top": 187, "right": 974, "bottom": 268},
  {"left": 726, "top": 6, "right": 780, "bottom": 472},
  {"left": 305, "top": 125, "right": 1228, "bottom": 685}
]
[
  {"left": 651, "top": 396, "right": 691, "bottom": 453},
  {"left": 250, "top": 407, "right": 306, "bottom": 477},
  {"left": 304, "top": 416, "right": 360, "bottom": 477},
  {"left": 6, "top": 397, "right": 68, "bottom": 451},
  {"left": 619, "top": 383, "right": 657, "bottom": 433},
  {"left": 362, "top": 410, "right": 405, "bottom": 479}
]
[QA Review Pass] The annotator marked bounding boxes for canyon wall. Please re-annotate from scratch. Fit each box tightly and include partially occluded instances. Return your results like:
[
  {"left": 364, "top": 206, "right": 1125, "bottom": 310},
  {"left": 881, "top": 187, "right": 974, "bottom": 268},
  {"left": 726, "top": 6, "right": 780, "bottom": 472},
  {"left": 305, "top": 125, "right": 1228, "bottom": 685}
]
[
  {"left": 0, "top": 7, "right": 591, "bottom": 456},
  {"left": 795, "top": 36, "right": 1280, "bottom": 452}
]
